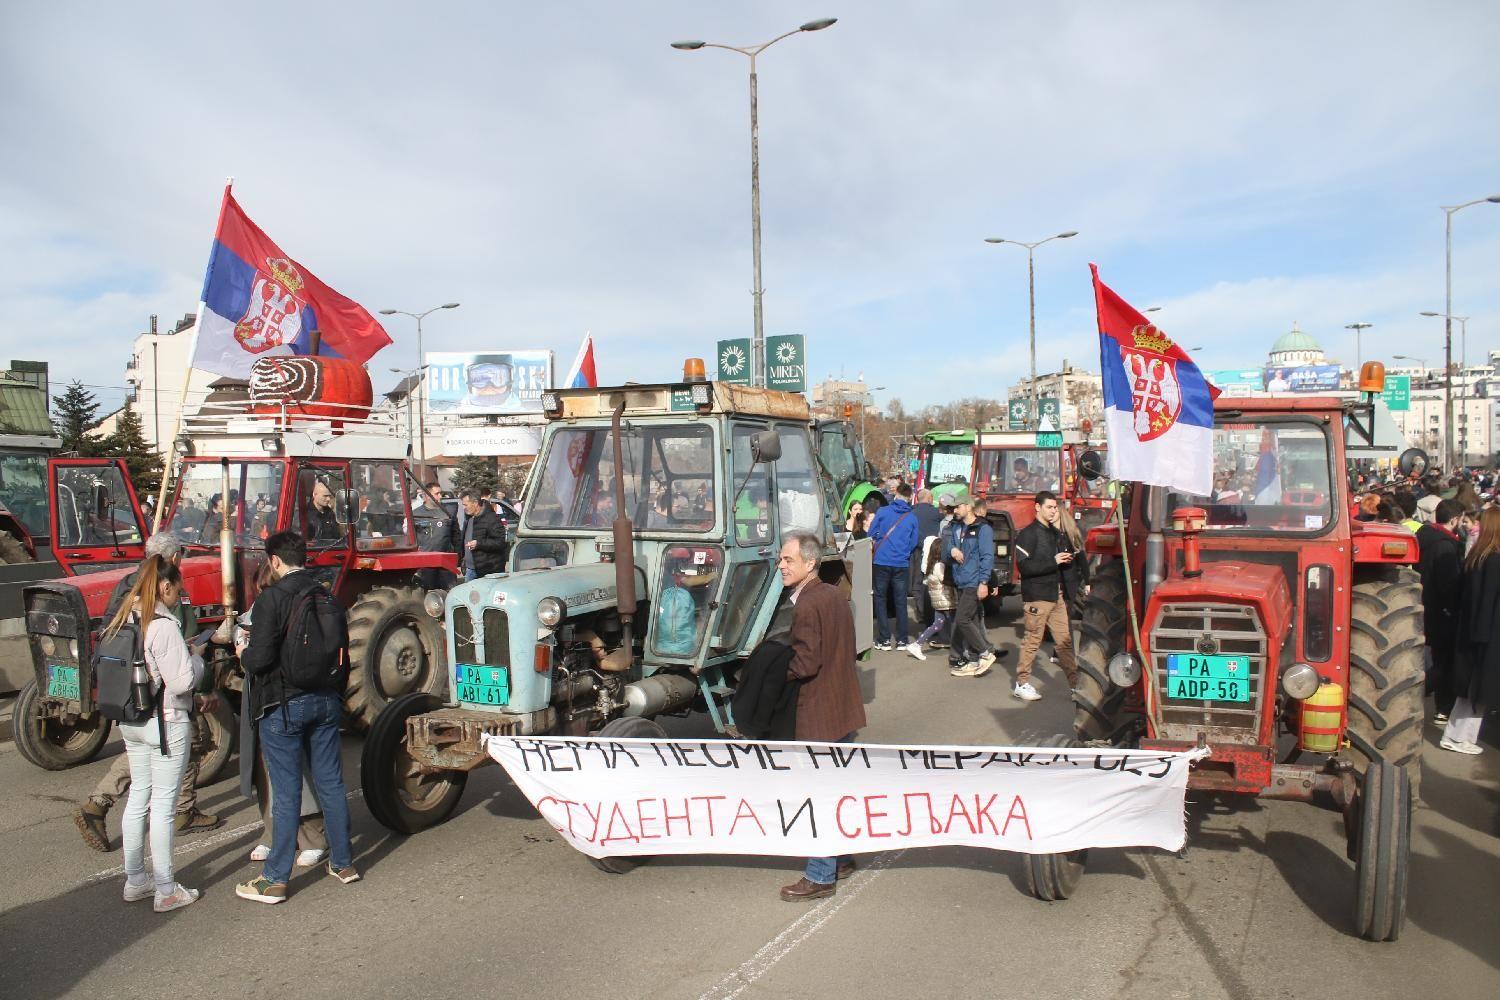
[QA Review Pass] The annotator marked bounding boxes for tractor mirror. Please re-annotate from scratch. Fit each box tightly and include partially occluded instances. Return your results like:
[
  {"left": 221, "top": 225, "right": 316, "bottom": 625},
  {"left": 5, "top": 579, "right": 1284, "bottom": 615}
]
[
  {"left": 1397, "top": 448, "right": 1428, "bottom": 478},
  {"left": 1078, "top": 450, "right": 1105, "bottom": 481},
  {"left": 752, "top": 430, "right": 782, "bottom": 464}
]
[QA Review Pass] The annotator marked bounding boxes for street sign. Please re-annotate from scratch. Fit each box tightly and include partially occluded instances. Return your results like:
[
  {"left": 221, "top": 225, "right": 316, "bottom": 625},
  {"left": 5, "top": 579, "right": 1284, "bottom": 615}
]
[
  {"left": 765, "top": 334, "right": 807, "bottom": 393},
  {"left": 1381, "top": 374, "right": 1411, "bottom": 412},
  {"left": 716, "top": 339, "right": 752, "bottom": 385},
  {"left": 1007, "top": 399, "right": 1028, "bottom": 431},
  {"left": 1036, "top": 431, "right": 1064, "bottom": 449},
  {"left": 1038, "top": 397, "right": 1060, "bottom": 425}
]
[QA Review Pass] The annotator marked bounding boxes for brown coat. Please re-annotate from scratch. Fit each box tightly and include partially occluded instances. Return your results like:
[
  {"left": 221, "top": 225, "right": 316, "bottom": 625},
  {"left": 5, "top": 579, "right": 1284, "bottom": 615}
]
[{"left": 787, "top": 579, "right": 867, "bottom": 741}]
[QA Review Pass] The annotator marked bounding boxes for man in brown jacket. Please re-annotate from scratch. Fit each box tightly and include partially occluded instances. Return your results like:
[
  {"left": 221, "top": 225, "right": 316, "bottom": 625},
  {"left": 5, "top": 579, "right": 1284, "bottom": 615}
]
[{"left": 777, "top": 531, "right": 867, "bottom": 902}]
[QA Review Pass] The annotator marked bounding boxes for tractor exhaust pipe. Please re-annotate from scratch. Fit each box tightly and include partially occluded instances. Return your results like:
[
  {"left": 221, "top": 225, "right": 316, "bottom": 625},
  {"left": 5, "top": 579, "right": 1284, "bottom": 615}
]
[{"left": 610, "top": 401, "right": 637, "bottom": 664}]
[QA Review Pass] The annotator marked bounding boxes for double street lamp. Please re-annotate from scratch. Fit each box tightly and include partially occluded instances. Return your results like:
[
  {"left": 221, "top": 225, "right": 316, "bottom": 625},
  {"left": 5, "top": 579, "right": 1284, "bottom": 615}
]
[
  {"left": 1344, "top": 322, "right": 1373, "bottom": 369},
  {"left": 1438, "top": 194, "right": 1500, "bottom": 468},
  {"left": 984, "top": 231, "right": 1078, "bottom": 424},
  {"left": 672, "top": 18, "right": 838, "bottom": 388},
  {"left": 388, "top": 365, "right": 429, "bottom": 462},
  {"left": 378, "top": 302, "right": 461, "bottom": 471}
]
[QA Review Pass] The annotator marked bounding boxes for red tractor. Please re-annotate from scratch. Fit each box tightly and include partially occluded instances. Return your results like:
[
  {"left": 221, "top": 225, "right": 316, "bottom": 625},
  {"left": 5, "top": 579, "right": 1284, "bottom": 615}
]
[
  {"left": 13, "top": 404, "right": 458, "bottom": 774},
  {"left": 1026, "top": 375, "right": 1428, "bottom": 942}
]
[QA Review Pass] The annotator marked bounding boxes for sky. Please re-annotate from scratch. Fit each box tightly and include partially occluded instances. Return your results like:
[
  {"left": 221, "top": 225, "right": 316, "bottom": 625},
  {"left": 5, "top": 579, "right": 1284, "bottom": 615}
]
[{"left": 3, "top": 1, "right": 1498, "bottom": 418}]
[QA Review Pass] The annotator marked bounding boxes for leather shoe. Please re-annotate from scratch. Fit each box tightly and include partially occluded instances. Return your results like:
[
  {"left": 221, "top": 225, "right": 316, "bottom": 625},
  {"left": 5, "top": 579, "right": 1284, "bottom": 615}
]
[
  {"left": 780, "top": 877, "right": 836, "bottom": 902},
  {"left": 836, "top": 859, "right": 857, "bottom": 880}
]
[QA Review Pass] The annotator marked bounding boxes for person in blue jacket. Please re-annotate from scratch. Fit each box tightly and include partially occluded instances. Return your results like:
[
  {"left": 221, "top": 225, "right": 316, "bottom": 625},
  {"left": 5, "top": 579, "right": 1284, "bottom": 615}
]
[
  {"left": 948, "top": 493, "right": 1002, "bottom": 677},
  {"left": 867, "top": 482, "right": 922, "bottom": 651}
]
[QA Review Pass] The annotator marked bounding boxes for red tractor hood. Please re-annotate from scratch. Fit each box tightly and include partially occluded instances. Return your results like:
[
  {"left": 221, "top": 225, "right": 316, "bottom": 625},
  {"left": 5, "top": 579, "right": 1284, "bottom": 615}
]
[
  {"left": 1147, "top": 561, "right": 1293, "bottom": 638},
  {"left": 50, "top": 554, "right": 226, "bottom": 617}
]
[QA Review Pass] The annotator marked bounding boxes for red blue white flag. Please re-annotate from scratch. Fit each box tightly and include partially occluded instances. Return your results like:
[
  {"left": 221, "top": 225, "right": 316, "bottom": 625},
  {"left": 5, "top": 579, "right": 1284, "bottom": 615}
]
[
  {"left": 192, "top": 186, "right": 391, "bottom": 379},
  {"left": 1092, "top": 264, "right": 1220, "bottom": 496},
  {"left": 563, "top": 333, "right": 597, "bottom": 388}
]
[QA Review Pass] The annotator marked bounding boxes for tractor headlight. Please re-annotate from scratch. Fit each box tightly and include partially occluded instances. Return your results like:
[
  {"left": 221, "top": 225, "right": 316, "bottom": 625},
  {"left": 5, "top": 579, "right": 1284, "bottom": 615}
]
[
  {"left": 38, "top": 635, "right": 55, "bottom": 657},
  {"left": 537, "top": 597, "right": 565, "bottom": 629},
  {"left": 422, "top": 591, "right": 447, "bottom": 619},
  {"left": 1281, "top": 662, "right": 1321, "bottom": 701},
  {"left": 1107, "top": 652, "right": 1141, "bottom": 687}
]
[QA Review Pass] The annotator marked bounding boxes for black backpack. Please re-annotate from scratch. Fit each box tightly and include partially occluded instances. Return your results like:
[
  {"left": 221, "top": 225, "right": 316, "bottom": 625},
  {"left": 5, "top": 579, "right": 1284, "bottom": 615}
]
[
  {"left": 280, "top": 585, "right": 350, "bottom": 692},
  {"left": 93, "top": 612, "right": 169, "bottom": 753}
]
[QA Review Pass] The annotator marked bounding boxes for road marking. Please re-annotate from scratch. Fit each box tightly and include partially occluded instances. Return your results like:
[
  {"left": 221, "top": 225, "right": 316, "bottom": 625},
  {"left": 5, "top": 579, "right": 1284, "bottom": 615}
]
[
  {"left": 79, "top": 789, "right": 362, "bottom": 887},
  {"left": 696, "top": 850, "right": 905, "bottom": 1000}
]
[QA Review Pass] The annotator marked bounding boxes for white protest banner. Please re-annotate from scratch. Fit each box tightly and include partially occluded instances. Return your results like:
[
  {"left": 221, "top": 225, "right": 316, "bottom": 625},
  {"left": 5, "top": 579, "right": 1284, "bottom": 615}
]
[{"left": 481, "top": 735, "right": 1207, "bottom": 860}]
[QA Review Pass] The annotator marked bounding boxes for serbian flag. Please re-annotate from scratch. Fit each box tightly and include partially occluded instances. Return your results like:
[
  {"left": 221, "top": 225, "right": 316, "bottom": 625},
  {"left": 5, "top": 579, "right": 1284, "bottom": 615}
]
[
  {"left": 563, "top": 333, "right": 597, "bottom": 388},
  {"left": 1252, "top": 428, "right": 1281, "bottom": 504},
  {"left": 1092, "top": 264, "right": 1220, "bottom": 496},
  {"left": 192, "top": 186, "right": 391, "bottom": 379}
]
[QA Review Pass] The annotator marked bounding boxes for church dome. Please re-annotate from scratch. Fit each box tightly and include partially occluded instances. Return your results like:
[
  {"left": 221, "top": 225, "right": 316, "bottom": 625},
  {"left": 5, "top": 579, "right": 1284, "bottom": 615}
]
[{"left": 1271, "top": 324, "right": 1320, "bottom": 355}]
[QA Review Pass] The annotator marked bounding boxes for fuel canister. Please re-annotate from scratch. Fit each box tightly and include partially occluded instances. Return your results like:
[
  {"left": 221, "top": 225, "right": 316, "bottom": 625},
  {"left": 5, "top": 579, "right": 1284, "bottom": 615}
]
[{"left": 1298, "top": 681, "right": 1344, "bottom": 753}]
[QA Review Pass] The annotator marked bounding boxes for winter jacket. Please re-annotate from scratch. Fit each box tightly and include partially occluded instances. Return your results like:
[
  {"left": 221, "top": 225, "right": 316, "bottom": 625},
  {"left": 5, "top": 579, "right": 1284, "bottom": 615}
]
[
  {"left": 140, "top": 600, "right": 205, "bottom": 724},
  {"left": 731, "top": 640, "right": 798, "bottom": 740},
  {"left": 1453, "top": 552, "right": 1500, "bottom": 707},
  {"left": 913, "top": 502, "right": 943, "bottom": 544},
  {"left": 949, "top": 518, "right": 994, "bottom": 590},
  {"left": 1015, "top": 519, "right": 1081, "bottom": 603},
  {"left": 868, "top": 498, "right": 920, "bottom": 569},
  {"left": 921, "top": 537, "right": 956, "bottom": 611},
  {"left": 239, "top": 569, "right": 326, "bottom": 723},
  {"left": 1416, "top": 523, "right": 1463, "bottom": 658},
  {"left": 453, "top": 505, "right": 509, "bottom": 577}
]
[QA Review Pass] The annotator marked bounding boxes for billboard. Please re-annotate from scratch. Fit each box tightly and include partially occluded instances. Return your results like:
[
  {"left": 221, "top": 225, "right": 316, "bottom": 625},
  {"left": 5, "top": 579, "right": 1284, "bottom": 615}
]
[
  {"left": 1206, "top": 369, "right": 1265, "bottom": 396},
  {"left": 1264, "top": 364, "right": 1342, "bottom": 394},
  {"left": 425, "top": 351, "right": 554, "bottom": 414}
]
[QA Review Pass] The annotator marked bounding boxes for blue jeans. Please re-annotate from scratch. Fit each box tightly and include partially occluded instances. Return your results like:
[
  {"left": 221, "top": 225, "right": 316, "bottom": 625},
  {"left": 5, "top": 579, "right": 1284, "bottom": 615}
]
[
  {"left": 872, "top": 564, "right": 910, "bottom": 645},
  {"left": 805, "top": 733, "right": 856, "bottom": 884},
  {"left": 259, "top": 692, "right": 353, "bottom": 883}
]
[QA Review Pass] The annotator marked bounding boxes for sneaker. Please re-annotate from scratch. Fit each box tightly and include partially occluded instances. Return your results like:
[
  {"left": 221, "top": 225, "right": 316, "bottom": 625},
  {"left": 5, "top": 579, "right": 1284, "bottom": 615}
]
[
  {"left": 249, "top": 844, "right": 270, "bottom": 863},
  {"left": 1012, "top": 682, "right": 1042, "bottom": 702},
  {"left": 904, "top": 642, "right": 926, "bottom": 661},
  {"left": 873, "top": 640, "right": 894, "bottom": 651},
  {"left": 174, "top": 809, "right": 223, "bottom": 835},
  {"left": 154, "top": 883, "right": 201, "bottom": 912},
  {"left": 122, "top": 878, "right": 154, "bottom": 903},
  {"left": 971, "top": 651, "right": 996, "bottom": 678},
  {"left": 235, "top": 876, "right": 287, "bottom": 904},
  {"left": 1439, "top": 737, "right": 1483, "bottom": 755},
  {"left": 950, "top": 662, "right": 980, "bottom": 677},
  {"left": 297, "top": 848, "right": 328, "bottom": 868},
  {"left": 327, "top": 862, "right": 362, "bottom": 884},
  {"left": 1432, "top": 713, "right": 1449, "bottom": 725},
  {"left": 929, "top": 641, "right": 950, "bottom": 650},
  {"left": 74, "top": 800, "right": 111, "bottom": 853}
]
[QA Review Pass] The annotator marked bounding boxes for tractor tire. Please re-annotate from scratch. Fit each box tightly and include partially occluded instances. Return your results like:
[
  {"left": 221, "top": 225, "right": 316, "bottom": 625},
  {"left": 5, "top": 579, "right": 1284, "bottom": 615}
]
[
  {"left": 1023, "top": 735, "right": 1089, "bottom": 901},
  {"left": 11, "top": 679, "right": 113, "bottom": 771},
  {"left": 191, "top": 695, "right": 237, "bottom": 787},
  {"left": 361, "top": 691, "right": 467, "bottom": 835},
  {"left": 1346, "top": 567, "right": 1425, "bottom": 801},
  {"left": 344, "top": 587, "right": 448, "bottom": 731},
  {"left": 1354, "top": 760, "right": 1411, "bottom": 942},
  {"left": 1073, "top": 561, "right": 1131, "bottom": 743},
  {"left": 0, "top": 531, "right": 31, "bottom": 565},
  {"left": 588, "top": 716, "right": 667, "bottom": 875}
]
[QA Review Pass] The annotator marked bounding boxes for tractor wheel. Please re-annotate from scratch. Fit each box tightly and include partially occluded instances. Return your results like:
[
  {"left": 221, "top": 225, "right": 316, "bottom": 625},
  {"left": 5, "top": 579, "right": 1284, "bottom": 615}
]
[
  {"left": 1347, "top": 567, "right": 1425, "bottom": 801},
  {"left": 0, "top": 530, "right": 31, "bottom": 565},
  {"left": 1073, "top": 562, "right": 1131, "bottom": 743},
  {"left": 1353, "top": 760, "right": 1411, "bottom": 941},
  {"left": 360, "top": 691, "right": 467, "bottom": 835},
  {"left": 11, "top": 679, "right": 113, "bottom": 770},
  {"left": 191, "top": 695, "right": 237, "bottom": 787},
  {"left": 344, "top": 587, "right": 448, "bottom": 731},
  {"left": 1023, "top": 735, "right": 1089, "bottom": 900},
  {"left": 587, "top": 716, "right": 667, "bottom": 875}
]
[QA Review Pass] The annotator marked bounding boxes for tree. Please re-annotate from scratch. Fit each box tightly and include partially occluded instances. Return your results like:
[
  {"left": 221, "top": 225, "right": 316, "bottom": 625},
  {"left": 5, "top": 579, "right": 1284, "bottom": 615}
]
[
  {"left": 101, "top": 400, "right": 163, "bottom": 495},
  {"left": 451, "top": 454, "right": 499, "bottom": 497},
  {"left": 53, "top": 380, "right": 104, "bottom": 456}
]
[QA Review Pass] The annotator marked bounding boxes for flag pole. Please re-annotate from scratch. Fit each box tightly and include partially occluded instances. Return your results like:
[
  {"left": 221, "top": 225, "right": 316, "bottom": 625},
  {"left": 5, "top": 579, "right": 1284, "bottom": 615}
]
[{"left": 1111, "top": 482, "right": 1162, "bottom": 734}]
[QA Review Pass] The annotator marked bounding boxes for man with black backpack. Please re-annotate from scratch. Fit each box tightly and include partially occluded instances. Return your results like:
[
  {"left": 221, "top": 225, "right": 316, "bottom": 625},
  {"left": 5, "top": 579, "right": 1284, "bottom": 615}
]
[{"left": 235, "top": 531, "right": 360, "bottom": 904}]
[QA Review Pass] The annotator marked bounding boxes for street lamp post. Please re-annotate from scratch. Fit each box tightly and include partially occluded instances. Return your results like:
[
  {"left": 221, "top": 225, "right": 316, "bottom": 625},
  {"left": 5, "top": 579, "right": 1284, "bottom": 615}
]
[
  {"left": 378, "top": 302, "right": 460, "bottom": 473},
  {"left": 388, "top": 366, "right": 428, "bottom": 460},
  {"left": 672, "top": 18, "right": 837, "bottom": 388},
  {"left": 861, "top": 384, "right": 886, "bottom": 455},
  {"left": 1420, "top": 311, "right": 1469, "bottom": 371},
  {"left": 984, "top": 231, "right": 1078, "bottom": 424},
  {"left": 1439, "top": 195, "right": 1500, "bottom": 468},
  {"left": 1344, "top": 322, "right": 1372, "bottom": 369}
]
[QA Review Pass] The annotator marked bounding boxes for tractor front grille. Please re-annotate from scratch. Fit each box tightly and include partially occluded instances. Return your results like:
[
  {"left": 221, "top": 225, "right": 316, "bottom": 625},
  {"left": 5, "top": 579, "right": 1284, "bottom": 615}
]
[
  {"left": 452, "top": 604, "right": 510, "bottom": 667},
  {"left": 1150, "top": 602, "right": 1268, "bottom": 745}
]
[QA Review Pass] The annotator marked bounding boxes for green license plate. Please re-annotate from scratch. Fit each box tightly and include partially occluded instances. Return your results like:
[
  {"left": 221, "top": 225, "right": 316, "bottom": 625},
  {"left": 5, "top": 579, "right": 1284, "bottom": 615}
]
[
  {"left": 46, "top": 664, "right": 81, "bottom": 700},
  {"left": 1166, "top": 653, "right": 1250, "bottom": 702},
  {"left": 455, "top": 663, "right": 509, "bottom": 706}
]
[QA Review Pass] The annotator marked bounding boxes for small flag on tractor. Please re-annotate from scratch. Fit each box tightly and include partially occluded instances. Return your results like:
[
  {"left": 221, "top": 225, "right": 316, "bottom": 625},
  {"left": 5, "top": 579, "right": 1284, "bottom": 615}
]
[{"left": 564, "top": 333, "right": 597, "bottom": 388}]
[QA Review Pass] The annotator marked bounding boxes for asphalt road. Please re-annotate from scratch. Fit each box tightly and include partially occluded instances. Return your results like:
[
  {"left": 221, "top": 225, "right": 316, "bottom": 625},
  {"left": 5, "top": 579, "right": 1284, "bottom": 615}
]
[{"left": 2, "top": 601, "right": 1497, "bottom": 1000}]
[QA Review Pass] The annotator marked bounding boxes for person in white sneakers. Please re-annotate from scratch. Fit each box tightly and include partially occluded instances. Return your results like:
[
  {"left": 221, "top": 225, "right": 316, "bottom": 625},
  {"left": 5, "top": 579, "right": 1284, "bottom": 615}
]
[
  {"left": 906, "top": 533, "right": 956, "bottom": 661},
  {"left": 1011, "top": 491, "right": 1081, "bottom": 702}
]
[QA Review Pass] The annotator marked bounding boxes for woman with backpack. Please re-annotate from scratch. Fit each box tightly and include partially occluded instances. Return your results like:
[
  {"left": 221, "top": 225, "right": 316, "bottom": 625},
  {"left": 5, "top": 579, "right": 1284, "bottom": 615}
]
[{"left": 107, "top": 554, "right": 204, "bottom": 912}]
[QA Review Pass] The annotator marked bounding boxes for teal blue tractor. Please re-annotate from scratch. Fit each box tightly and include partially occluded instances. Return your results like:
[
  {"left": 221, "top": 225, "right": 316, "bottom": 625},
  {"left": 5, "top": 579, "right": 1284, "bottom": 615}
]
[{"left": 361, "top": 376, "right": 874, "bottom": 856}]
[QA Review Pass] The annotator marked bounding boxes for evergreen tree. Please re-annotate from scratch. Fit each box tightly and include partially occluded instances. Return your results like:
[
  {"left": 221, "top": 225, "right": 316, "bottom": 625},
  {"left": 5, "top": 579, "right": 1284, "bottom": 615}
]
[
  {"left": 451, "top": 454, "right": 499, "bottom": 497},
  {"left": 102, "top": 401, "right": 164, "bottom": 495},
  {"left": 53, "top": 380, "right": 104, "bottom": 455}
]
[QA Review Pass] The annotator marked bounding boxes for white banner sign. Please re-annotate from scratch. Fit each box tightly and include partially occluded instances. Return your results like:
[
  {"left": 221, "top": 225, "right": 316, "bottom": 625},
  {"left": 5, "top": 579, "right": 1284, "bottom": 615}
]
[
  {"left": 482, "top": 735, "right": 1206, "bottom": 859},
  {"left": 442, "top": 425, "right": 543, "bottom": 457}
]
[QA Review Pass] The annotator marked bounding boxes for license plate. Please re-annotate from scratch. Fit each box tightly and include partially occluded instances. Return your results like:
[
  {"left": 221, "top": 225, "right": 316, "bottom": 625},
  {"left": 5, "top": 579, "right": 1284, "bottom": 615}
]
[
  {"left": 455, "top": 663, "right": 509, "bottom": 706},
  {"left": 1166, "top": 653, "right": 1250, "bottom": 702},
  {"left": 46, "top": 664, "right": 81, "bottom": 700}
]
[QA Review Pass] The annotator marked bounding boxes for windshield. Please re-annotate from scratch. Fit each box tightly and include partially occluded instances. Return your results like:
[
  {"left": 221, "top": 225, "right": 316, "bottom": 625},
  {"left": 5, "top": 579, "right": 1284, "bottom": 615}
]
[
  {"left": 1163, "top": 422, "right": 1334, "bottom": 532},
  {"left": 0, "top": 451, "right": 49, "bottom": 537},
  {"left": 166, "top": 461, "right": 286, "bottom": 546},
  {"left": 975, "top": 448, "right": 1061, "bottom": 494},
  {"left": 526, "top": 423, "right": 715, "bottom": 531},
  {"left": 926, "top": 442, "right": 972, "bottom": 485}
]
